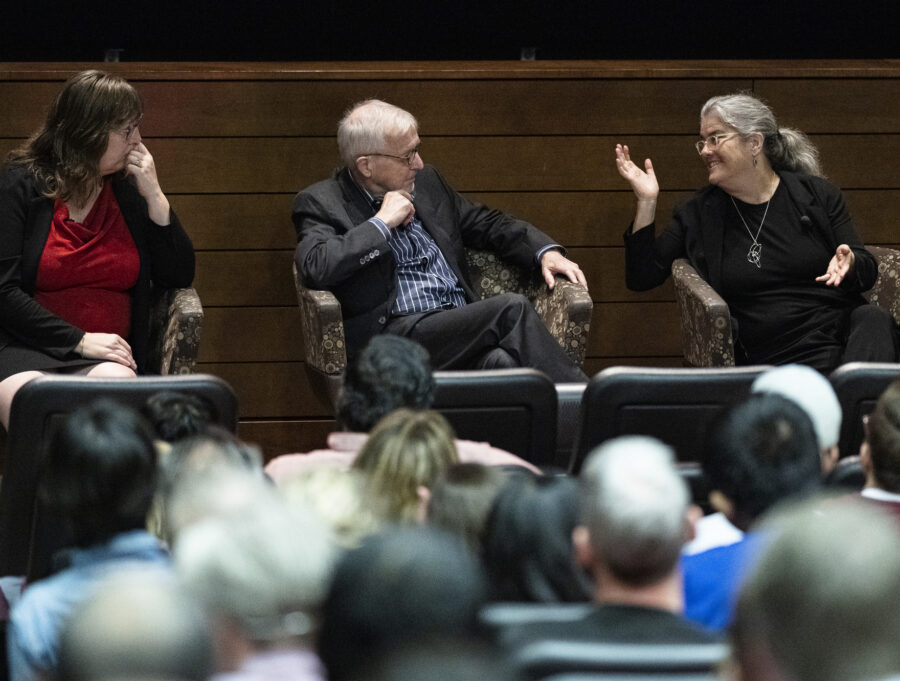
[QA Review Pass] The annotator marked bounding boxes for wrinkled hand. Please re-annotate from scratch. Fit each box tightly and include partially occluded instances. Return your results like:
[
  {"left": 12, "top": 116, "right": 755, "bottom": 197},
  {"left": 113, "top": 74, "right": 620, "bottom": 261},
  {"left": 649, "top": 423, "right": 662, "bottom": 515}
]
[
  {"left": 81, "top": 333, "right": 137, "bottom": 370},
  {"left": 541, "top": 250, "right": 588, "bottom": 290},
  {"left": 816, "top": 244, "right": 855, "bottom": 286},
  {"left": 125, "top": 143, "right": 170, "bottom": 225},
  {"left": 375, "top": 191, "right": 416, "bottom": 228},
  {"left": 615, "top": 144, "right": 659, "bottom": 201}
]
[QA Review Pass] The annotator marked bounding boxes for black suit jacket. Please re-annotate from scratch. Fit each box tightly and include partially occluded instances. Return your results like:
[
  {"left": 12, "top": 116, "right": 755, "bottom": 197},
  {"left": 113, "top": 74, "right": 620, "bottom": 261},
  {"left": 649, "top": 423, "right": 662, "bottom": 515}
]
[
  {"left": 293, "top": 165, "right": 556, "bottom": 356},
  {"left": 0, "top": 164, "right": 195, "bottom": 373}
]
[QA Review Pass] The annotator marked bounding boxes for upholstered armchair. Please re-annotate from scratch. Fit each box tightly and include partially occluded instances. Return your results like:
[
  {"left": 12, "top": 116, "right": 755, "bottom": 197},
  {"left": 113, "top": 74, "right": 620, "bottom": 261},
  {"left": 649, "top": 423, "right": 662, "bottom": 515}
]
[
  {"left": 672, "top": 246, "right": 900, "bottom": 367},
  {"left": 293, "top": 247, "right": 593, "bottom": 405},
  {"left": 147, "top": 286, "right": 205, "bottom": 374}
]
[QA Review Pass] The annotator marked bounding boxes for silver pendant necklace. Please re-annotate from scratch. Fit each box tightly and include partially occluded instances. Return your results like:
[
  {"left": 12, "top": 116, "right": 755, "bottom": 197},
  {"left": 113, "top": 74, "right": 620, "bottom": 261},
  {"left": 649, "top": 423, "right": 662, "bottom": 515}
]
[{"left": 730, "top": 196, "right": 770, "bottom": 268}]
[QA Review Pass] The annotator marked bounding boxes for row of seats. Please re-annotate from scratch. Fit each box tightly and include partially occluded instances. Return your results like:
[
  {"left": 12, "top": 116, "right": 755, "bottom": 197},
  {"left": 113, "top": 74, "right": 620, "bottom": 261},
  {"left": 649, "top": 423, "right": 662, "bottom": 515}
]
[
  {"left": 1, "top": 360, "right": 896, "bottom": 583},
  {"left": 434, "top": 362, "right": 900, "bottom": 474}
]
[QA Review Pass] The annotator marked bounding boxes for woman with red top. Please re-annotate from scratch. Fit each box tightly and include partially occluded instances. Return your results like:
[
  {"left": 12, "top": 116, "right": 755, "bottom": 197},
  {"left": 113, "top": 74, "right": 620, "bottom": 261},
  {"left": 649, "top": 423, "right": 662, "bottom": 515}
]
[{"left": 0, "top": 70, "right": 195, "bottom": 428}]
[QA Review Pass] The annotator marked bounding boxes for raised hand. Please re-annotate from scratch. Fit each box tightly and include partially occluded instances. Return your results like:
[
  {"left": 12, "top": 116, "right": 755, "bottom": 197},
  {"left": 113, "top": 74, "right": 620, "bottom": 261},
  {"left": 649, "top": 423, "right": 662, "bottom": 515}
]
[
  {"left": 615, "top": 144, "right": 659, "bottom": 231},
  {"left": 615, "top": 144, "right": 659, "bottom": 201}
]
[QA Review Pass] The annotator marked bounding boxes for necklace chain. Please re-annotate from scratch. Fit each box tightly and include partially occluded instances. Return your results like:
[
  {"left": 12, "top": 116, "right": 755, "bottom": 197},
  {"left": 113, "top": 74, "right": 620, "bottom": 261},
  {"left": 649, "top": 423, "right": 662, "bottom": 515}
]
[{"left": 730, "top": 196, "right": 771, "bottom": 268}]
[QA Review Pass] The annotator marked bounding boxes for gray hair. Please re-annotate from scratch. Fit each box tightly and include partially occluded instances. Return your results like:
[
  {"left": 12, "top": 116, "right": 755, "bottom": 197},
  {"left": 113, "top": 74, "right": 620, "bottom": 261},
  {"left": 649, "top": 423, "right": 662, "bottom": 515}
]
[
  {"left": 337, "top": 99, "right": 418, "bottom": 168},
  {"left": 734, "top": 500, "right": 900, "bottom": 681},
  {"left": 58, "top": 569, "right": 213, "bottom": 681},
  {"left": 701, "top": 93, "right": 822, "bottom": 177},
  {"left": 579, "top": 436, "right": 689, "bottom": 585},
  {"left": 174, "top": 481, "right": 336, "bottom": 644}
]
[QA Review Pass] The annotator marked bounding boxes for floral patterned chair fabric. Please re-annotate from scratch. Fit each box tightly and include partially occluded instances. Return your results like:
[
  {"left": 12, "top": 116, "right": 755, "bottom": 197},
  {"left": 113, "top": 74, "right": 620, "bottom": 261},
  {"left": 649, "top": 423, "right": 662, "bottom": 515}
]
[
  {"left": 292, "top": 249, "right": 593, "bottom": 404},
  {"left": 147, "top": 286, "right": 205, "bottom": 374},
  {"left": 671, "top": 259, "right": 735, "bottom": 367},
  {"left": 672, "top": 246, "right": 900, "bottom": 368}
]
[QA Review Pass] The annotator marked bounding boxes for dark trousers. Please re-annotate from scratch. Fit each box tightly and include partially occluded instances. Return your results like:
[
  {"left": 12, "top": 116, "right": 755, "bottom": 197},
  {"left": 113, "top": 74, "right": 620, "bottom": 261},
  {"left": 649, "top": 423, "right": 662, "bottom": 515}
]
[
  {"left": 384, "top": 292, "right": 588, "bottom": 383},
  {"left": 842, "top": 303, "right": 899, "bottom": 365}
]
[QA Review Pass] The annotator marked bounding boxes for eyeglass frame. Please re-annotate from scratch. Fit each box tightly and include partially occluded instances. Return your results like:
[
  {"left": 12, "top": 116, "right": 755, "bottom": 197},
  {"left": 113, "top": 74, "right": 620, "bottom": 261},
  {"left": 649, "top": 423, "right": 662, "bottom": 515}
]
[
  {"left": 362, "top": 145, "right": 421, "bottom": 168},
  {"left": 114, "top": 113, "right": 144, "bottom": 141},
  {"left": 694, "top": 132, "right": 740, "bottom": 155}
]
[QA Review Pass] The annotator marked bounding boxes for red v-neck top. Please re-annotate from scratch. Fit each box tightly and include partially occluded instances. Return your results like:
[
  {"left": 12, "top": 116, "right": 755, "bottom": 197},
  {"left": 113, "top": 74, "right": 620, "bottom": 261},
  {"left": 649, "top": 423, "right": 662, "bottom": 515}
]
[{"left": 34, "top": 179, "right": 140, "bottom": 338}]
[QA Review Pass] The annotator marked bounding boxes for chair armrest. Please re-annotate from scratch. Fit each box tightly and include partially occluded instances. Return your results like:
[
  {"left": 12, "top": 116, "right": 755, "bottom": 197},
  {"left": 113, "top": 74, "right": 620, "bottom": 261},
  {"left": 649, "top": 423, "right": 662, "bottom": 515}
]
[
  {"left": 293, "top": 263, "right": 347, "bottom": 376},
  {"left": 864, "top": 246, "right": 900, "bottom": 325},
  {"left": 531, "top": 278, "right": 593, "bottom": 367},
  {"left": 149, "top": 287, "right": 203, "bottom": 375},
  {"left": 671, "top": 259, "right": 735, "bottom": 367}
]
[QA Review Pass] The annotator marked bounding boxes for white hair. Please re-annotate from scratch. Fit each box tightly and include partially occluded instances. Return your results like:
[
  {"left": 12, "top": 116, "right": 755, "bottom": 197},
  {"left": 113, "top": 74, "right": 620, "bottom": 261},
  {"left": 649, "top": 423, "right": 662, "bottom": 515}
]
[
  {"left": 337, "top": 99, "right": 418, "bottom": 168},
  {"left": 579, "top": 436, "right": 689, "bottom": 585},
  {"left": 174, "top": 481, "right": 336, "bottom": 643},
  {"left": 752, "top": 364, "right": 842, "bottom": 451}
]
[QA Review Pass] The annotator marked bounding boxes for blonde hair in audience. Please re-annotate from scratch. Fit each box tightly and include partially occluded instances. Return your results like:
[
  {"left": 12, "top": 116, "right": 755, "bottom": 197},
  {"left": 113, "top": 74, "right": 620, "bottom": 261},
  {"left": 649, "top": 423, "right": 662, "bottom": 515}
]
[
  {"left": 281, "top": 468, "right": 383, "bottom": 548},
  {"left": 353, "top": 409, "right": 459, "bottom": 524}
]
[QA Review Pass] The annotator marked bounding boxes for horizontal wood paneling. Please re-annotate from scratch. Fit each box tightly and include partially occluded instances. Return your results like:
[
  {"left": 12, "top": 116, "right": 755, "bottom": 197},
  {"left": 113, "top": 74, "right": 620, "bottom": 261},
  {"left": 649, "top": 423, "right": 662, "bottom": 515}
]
[
  {"left": 198, "top": 362, "right": 332, "bottom": 419},
  {"left": 3, "top": 61, "right": 899, "bottom": 459},
  {"left": 161, "top": 189, "right": 900, "bottom": 252}
]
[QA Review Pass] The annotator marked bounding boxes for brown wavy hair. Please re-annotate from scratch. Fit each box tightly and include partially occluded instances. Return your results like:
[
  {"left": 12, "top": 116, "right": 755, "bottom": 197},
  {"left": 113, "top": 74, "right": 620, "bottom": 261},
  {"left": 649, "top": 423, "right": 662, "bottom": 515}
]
[{"left": 7, "top": 70, "right": 142, "bottom": 205}]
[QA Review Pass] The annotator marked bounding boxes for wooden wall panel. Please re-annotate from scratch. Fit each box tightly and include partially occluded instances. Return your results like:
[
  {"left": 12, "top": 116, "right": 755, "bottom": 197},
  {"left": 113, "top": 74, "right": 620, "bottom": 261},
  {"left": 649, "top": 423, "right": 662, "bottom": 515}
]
[
  {"left": 3, "top": 61, "right": 899, "bottom": 459},
  {"left": 162, "top": 188, "right": 899, "bottom": 252}
]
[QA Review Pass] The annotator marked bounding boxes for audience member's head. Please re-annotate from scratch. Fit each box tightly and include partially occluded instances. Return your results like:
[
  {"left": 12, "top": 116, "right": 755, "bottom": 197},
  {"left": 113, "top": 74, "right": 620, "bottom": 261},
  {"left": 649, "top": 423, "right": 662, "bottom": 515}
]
[
  {"left": 577, "top": 436, "right": 693, "bottom": 595},
  {"left": 153, "top": 426, "right": 264, "bottom": 543},
  {"left": 318, "top": 527, "right": 488, "bottom": 681},
  {"left": 733, "top": 499, "right": 900, "bottom": 681},
  {"left": 353, "top": 408, "right": 459, "bottom": 523},
  {"left": 336, "top": 334, "right": 435, "bottom": 432},
  {"left": 142, "top": 390, "right": 215, "bottom": 444},
  {"left": 57, "top": 570, "right": 213, "bottom": 681},
  {"left": 349, "top": 639, "right": 515, "bottom": 681},
  {"left": 703, "top": 393, "right": 822, "bottom": 531},
  {"left": 164, "top": 468, "right": 271, "bottom": 546},
  {"left": 280, "top": 467, "right": 383, "bottom": 548},
  {"left": 481, "top": 472, "right": 592, "bottom": 602},
  {"left": 38, "top": 399, "right": 157, "bottom": 550},
  {"left": 427, "top": 463, "right": 508, "bottom": 555},
  {"left": 752, "top": 364, "right": 842, "bottom": 471},
  {"left": 174, "top": 485, "right": 335, "bottom": 673},
  {"left": 861, "top": 378, "right": 900, "bottom": 493}
]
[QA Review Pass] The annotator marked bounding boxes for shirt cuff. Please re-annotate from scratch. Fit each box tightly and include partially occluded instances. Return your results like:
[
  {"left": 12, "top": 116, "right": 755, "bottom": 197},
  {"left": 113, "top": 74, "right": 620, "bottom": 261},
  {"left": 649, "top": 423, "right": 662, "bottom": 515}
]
[
  {"left": 368, "top": 217, "right": 391, "bottom": 242},
  {"left": 535, "top": 244, "right": 565, "bottom": 266}
]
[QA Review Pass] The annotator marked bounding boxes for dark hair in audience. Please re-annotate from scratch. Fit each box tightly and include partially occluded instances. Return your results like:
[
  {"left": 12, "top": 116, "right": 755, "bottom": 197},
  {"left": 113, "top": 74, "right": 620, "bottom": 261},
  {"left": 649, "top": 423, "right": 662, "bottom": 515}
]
[
  {"left": 318, "top": 527, "right": 488, "bottom": 681},
  {"left": 866, "top": 378, "right": 900, "bottom": 493},
  {"left": 337, "top": 335, "right": 436, "bottom": 432},
  {"left": 142, "top": 390, "right": 215, "bottom": 443},
  {"left": 350, "top": 639, "right": 514, "bottom": 681},
  {"left": 703, "top": 393, "right": 821, "bottom": 527},
  {"left": 38, "top": 399, "right": 158, "bottom": 548},
  {"left": 481, "top": 473, "right": 593, "bottom": 602},
  {"left": 428, "top": 463, "right": 508, "bottom": 555}
]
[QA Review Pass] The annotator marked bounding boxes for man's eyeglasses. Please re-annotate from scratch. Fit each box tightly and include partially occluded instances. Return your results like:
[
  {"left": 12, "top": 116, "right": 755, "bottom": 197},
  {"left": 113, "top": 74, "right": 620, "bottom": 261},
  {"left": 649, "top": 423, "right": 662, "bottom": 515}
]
[
  {"left": 365, "top": 145, "right": 420, "bottom": 167},
  {"left": 694, "top": 132, "right": 739, "bottom": 154},
  {"left": 115, "top": 114, "right": 144, "bottom": 141}
]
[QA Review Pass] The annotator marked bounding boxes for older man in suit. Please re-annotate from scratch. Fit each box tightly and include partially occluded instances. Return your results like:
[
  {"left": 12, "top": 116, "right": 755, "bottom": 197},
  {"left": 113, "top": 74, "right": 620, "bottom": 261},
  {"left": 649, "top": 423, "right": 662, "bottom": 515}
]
[{"left": 292, "top": 99, "right": 588, "bottom": 382}]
